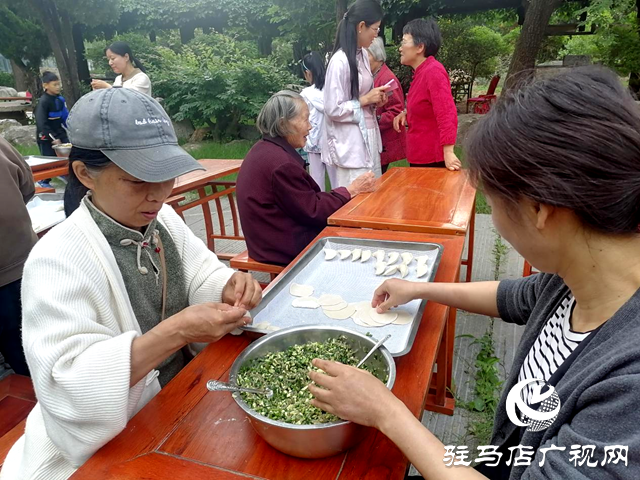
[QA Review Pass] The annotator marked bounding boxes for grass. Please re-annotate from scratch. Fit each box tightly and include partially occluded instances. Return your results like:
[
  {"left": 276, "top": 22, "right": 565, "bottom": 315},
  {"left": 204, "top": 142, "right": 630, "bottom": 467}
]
[{"left": 14, "top": 145, "right": 40, "bottom": 156}]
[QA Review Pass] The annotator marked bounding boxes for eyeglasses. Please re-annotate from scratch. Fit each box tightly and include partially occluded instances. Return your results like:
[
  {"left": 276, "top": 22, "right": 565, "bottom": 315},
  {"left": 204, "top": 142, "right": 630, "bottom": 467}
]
[
  {"left": 369, "top": 25, "right": 380, "bottom": 34},
  {"left": 400, "top": 40, "right": 415, "bottom": 47}
]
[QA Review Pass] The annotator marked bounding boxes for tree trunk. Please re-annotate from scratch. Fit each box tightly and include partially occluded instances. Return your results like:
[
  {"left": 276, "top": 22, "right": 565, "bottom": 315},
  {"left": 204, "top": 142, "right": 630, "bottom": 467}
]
[
  {"left": 11, "top": 60, "right": 42, "bottom": 97},
  {"left": 29, "top": 0, "right": 82, "bottom": 106},
  {"left": 180, "top": 25, "right": 195, "bottom": 44},
  {"left": 504, "top": 0, "right": 562, "bottom": 92},
  {"left": 257, "top": 35, "right": 273, "bottom": 57},
  {"left": 72, "top": 23, "right": 91, "bottom": 86},
  {"left": 336, "top": 0, "right": 348, "bottom": 24},
  {"left": 630, "top": 0, "right": 640, "bottom": 96},
  {"left": 149, "top": 30, "right": 157, "bottom": 43}
]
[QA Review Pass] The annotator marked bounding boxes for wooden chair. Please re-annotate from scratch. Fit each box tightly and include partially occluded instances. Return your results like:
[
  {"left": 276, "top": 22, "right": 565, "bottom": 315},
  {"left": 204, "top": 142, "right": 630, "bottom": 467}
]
[
  {"left": 230, "top": 250, "right": 284, "bottom": 288},
  {"left": 0, "top": 375, "right": 35, "bottom": 467},
  {"left": 466, "top": 75, "right": 500, "bottom": 114},
  {"left": 167, "top": 181, "right": 244, "bottom": 261}
]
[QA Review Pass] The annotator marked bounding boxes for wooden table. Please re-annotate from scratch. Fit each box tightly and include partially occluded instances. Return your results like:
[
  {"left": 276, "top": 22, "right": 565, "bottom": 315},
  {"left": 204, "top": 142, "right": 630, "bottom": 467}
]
[
  {"left": 167, "top": 159, "right": 244, "bottom": 261},
  {"left": 0, "top": 375, "right": 35, "bottom": 469},
  {"left": 27, "top": 157, "right": 69, "bottom": 183},
  {"left": 328, "top": 167, "right": 477, "bottom": 414},
  {"left": 71, "top": 227, "right": 465, "bottom": 480}
]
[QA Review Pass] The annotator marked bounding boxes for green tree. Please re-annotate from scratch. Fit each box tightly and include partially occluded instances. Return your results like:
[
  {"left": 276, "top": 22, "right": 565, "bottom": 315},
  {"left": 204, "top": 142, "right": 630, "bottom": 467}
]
[{"left": 0, "top": 2, "right": 51, "bottom": 96}]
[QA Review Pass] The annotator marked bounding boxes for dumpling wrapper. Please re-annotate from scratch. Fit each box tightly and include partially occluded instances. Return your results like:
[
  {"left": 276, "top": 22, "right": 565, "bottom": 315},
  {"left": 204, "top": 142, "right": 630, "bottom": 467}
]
[
  {"left": 373, "top": 249, "right": 385, "bottom": 262},
  {"left": 401, "top": 252, "right": 413, "bottom": 265},
  {"left": 351, "top": 249, "right": 362, "bottom": 261},
  {"left": 417, "top": 255, "right": 429, "bottom": 266},
  {"left": 352, "top": 308, "right": 378, "bottom": 327},
  {"left": 399, "top": 263, "right": 409, "bottom": 278},
  {"left": 375, "top": 261, "right": 387, "bottom": 275},
  {"left": 292, "top": 297, "right": 320, "bottom": 309},
  {"left": 393, "top": 310, "right": 413, "bottom": 325},
  {"left": 322, "top": 300, "right": 350, "bottom": 311},
  {"left": 351, "top": 301, "right": 372, "bottom": 310},
  {"left": 325, "top": 249, "right": 338, "bottom": 260},
  {"left": 387, "top": 252, "right": 400, "bottom": 265},
  {"left": 353, "top": 315, "right": 375, "bottom": 327},
  {"left": 318, "top": 294, "right": 344, "bottom": 306},
  {"left": 324, "top": 305, "right": 356, "bottom": 320},
  {"left": 338, "top": 249, "right": 351, "bottom": 260},
  {"left": 417, "top": 263, "right": 429, "bottom": 278},
  {"left": 360, "top": 250, "right": 372, "bottom": 263},
  {"left": 290, "top": 283, "right": 314, "bottom": 297},
  {"left": 367, "top": 308, "right": 398, "bottom": 326},
  {"left": 383, "top": 265, "right": 398, "bottom": 276}
]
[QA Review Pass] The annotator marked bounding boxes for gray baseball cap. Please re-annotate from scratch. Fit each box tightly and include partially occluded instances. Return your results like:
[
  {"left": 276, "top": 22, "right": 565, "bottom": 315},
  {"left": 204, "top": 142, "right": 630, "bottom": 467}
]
[{"left": 66, "top": 87, "right": 204, "bottom": 182}]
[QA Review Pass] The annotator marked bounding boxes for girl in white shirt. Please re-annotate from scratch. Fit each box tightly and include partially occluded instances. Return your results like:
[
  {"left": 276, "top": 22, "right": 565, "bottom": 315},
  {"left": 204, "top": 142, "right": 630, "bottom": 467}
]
[
  {"left": 91, "top": 41, "right": 152, "bottom": 96},
  {"left": 300, "top": 52, "right": 337, "bottom": 192}
]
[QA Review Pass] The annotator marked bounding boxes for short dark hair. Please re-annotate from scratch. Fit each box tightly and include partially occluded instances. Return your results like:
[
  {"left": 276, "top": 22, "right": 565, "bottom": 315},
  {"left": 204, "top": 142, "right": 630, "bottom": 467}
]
[
  {"left": 403, "top": 18, "right": 442, "bottom": 58},
  {"left": 42, "top": 71, "right": 59, "bottom": 84},
  {"left": 466, "top": 66, "right": 640, "bottom": 235},
  {"left": 302, "top": 52, "right": 326, "bottom": 90}
]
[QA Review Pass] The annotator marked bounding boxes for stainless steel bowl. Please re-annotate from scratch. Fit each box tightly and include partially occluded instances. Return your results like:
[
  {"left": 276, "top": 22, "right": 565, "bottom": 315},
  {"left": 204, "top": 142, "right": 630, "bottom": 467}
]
[
  {"left": 52, "top": 143, "right": 72, "bottom": 158},
  {"left": 228, "top": 325, "right": 396, "bottom": 459}
]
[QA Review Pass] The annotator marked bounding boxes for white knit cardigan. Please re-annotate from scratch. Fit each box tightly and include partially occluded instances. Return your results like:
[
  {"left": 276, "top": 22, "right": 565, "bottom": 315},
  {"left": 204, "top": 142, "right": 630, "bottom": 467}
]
[{"left": 0, "top": 202, "right": 235, "bottom": 480}]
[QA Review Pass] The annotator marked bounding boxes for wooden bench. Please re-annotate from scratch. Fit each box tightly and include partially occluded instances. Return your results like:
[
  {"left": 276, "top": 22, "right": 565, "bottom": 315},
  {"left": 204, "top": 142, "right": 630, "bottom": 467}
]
[
  {"left": 0, "top": 375, "right": 35, "bottom": 467},
  {"left": 230, "top": 250, "right": 284, "bottom": 288}
]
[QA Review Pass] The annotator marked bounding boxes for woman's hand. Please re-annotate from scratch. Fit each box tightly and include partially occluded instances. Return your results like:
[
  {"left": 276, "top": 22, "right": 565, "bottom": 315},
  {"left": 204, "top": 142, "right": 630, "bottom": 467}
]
[
  {"left": 393, "top": 110, "right": 407, "bottom": 133},
  {"left": 222, "top": 272, "right": 262, "bottom": 309},
  {"left": 375, "top": 94, "right": 389, "bottom": 108},
  {"left": 346, "top": 171, "right": 376, "bottom": 197},
  {"left": 372, "top": 278, "right": 419, "bottom": 312},
  {"left": 443, "top": 146, "right": 462, "bottom": 171},
  {"left": 360, "top": 86, "right": 389, "bottom": 107},
  {"left": 308, "top": 358, "right": 403, "bottom": 429},
  {"left": 176, "top": 302, "right": 250, "bottom": 344},
  {"left": 91, "top": 79, "right": 111, "bottom": 90}
]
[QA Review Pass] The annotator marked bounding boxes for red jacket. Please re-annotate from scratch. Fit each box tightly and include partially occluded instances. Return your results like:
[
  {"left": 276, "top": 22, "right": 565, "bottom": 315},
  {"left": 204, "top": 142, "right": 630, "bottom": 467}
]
[
  {"left": 374, "top": 64, "right": 406, "bottom": 166},
  {"left": 406, "top": 57, "right": 458, "bottom": 164},
  {"left": 236, "top": 136, "right": 351, "bottom": 266}
]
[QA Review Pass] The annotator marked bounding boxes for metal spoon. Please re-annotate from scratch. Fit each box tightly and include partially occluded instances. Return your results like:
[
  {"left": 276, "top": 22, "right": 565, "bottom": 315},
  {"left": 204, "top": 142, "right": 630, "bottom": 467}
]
[
  {"left": 357, "top": 334, "right": 392, "bottom": 368},
  {"left": 206, "top": 379, "right": 273, "bottom": 398}
]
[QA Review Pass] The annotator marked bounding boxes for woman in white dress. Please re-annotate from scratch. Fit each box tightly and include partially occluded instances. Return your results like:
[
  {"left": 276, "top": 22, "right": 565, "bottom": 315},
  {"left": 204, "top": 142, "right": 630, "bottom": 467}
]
[
  {"left": 91, "top": 42, "right": 152, "bottom": 96},
  {"left": 322, "top": 0, "right": 390, "bottom": 187},
  {"left": 300, "top": 52, "right": 337, "bottom": 192}
]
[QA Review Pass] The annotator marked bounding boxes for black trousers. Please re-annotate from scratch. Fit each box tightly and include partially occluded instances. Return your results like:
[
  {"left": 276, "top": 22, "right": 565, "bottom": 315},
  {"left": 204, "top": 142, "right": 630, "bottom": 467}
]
[
  {"left": 409, "top": 161, "right": 446, "bottom": 169},
  {"left": 0, "top": 279, "right": 30, "bottom": 376}
]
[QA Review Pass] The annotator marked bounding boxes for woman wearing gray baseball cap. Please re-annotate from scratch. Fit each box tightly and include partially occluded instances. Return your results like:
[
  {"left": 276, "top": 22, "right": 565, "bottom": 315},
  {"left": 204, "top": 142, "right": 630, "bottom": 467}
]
[{"left": 0, "top": 87, "right": 262, "bottom": 479}]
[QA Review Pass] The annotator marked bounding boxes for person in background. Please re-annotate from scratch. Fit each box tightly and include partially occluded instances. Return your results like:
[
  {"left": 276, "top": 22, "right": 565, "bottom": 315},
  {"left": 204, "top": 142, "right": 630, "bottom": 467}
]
[
  {"left": 368, "top": 37, "right": 406, "bottom": 174},
  {"left": 236, "top": 91, "right": 375, "bottom": 267},
  {"left": 322, "top": 0, "right": 389, "bottom": 187},
  {"left": 35, "top": 71, "right": 69, "bottom": 189},
  {"left": 301, "top": 52, "right": 337, "bottom": 192},
  {"left": 309, "top": 67, "right": 640, "bottom": 479},
  {"left": 0, "top": 137, "right": 36, "bottom": 377},
  {"left": 91, "top": 41, "right": 152, "bottom": 96},
  {"left": 393, "top": 19, "right": 460, "bottom": 170}
]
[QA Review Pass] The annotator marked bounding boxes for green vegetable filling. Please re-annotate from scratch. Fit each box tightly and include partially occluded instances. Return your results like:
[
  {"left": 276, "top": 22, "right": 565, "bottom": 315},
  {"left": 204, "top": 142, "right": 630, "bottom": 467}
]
[{"left": 236, "top": 336, "right": 387, "bottom": 425}]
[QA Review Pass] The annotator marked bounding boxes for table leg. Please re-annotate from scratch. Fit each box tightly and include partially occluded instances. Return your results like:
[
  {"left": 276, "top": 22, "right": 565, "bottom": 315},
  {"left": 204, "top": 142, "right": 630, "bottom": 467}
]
[
  {"left": 461, "top": 200, "right": 476, "bottom": 283},
  {"left": 424, "top": 307, "right": 456, "bottom": 416},
  {"left": 522, "top": 260, "right": 533, "bottom": 277}
]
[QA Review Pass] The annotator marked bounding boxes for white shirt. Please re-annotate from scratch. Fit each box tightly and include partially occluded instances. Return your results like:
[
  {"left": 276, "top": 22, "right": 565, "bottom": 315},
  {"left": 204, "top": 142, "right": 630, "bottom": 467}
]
[
  {"left": 113, "top": 71, "right": 152, "bottom": 96},
  {"left": 300, "top": 85, "right": 324, "bottom": 154}
]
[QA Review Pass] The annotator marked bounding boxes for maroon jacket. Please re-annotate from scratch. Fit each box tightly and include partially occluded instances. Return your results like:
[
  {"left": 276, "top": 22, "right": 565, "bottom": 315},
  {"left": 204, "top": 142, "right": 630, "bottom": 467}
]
[
  {"left": 374, "top": 63, "right": 406, "bottom": 166},
  {"left": 236, "top": 136, "right": 351, "bottom": 266},
  {"left": 406, "top": 57, "right": 458, "bottom": 164}
]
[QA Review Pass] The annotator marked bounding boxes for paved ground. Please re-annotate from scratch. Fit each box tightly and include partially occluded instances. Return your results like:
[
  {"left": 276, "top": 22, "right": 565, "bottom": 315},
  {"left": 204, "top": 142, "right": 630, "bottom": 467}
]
[{"left": 1, "top": 199, "right": 526, "bottom": 472}]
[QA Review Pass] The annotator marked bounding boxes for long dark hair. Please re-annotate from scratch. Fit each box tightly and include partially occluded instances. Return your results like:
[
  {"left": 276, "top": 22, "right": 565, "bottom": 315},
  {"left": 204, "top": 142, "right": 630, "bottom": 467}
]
[
  {"left": 64, "top": 147, "right": 112, "bottom": 217},
  {"left": 302, "top": 52, "right": 326, "bottom": 90},
  {"left": 466, "top": 66, "right": 640, "bottom": 235},
  {"left": 106, "top": 41, "right": 147, "bottom": 73},
  {"left": 332, "top": 0, "right": 383, "bottom": 99}
]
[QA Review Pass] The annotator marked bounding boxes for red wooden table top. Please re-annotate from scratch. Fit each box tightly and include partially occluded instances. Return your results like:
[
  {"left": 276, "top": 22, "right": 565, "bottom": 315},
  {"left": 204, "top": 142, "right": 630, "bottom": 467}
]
[
  {"left": 171, "top": 159, "right": 243, "bottom": 196},
  {"left": 328, "top": 167, "right": 477, "bottom": 235},
  {"left": 71, "top": 227, "right": 465, "bottom": 480}
]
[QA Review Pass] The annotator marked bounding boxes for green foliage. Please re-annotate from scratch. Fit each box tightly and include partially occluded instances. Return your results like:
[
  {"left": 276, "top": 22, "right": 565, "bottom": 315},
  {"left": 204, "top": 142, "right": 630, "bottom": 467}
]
[
  {"left": 0, "top": 4, "right": 51, "bottom": 72},
  {"left": 153, "top": 32, "right": 298, "bottom": 139},
  {"left": 0, "top": 71, "right": 15, "bottom": 88}
]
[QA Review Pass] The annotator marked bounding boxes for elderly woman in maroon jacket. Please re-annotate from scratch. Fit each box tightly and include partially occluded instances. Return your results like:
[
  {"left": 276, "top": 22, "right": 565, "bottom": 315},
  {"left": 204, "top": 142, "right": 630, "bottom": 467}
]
[
  {"left": 236, "top": 90, "right": 375, "bottom": 266},
  {"left": 368, "top": 38, "right": 406, "bottom": 174}
]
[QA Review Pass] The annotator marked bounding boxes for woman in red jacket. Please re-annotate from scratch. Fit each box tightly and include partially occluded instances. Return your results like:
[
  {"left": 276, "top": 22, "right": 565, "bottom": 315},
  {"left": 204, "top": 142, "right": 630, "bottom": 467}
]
[
  {"left": 368, "top": 37, "right": 406, "bottom": 174},
  {"left": 393, "top": 18, "right": 461, "bottom": 170}
]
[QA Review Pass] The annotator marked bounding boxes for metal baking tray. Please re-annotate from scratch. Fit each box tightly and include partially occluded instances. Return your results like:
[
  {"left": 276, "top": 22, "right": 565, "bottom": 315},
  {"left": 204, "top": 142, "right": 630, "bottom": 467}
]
[{"left": 245, "top": 236, "right": 443, "bottom": 356}]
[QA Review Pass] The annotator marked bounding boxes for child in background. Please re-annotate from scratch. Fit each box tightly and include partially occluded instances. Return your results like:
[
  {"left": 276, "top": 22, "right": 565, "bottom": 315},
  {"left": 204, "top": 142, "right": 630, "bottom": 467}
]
[
  {"left": 35, "top": 71, "right": 69, "bottom": 188},
  {"left": 300, "top": 52, "right": 337, "bottom": 192}
]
